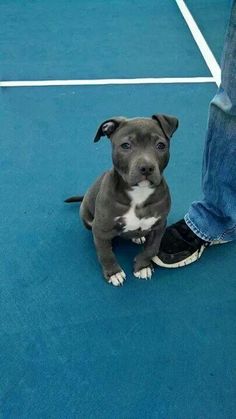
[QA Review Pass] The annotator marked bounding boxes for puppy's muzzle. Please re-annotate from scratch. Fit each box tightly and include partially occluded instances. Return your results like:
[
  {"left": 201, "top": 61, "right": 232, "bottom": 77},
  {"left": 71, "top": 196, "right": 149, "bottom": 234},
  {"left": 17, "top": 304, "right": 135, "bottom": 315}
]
[
  {"left": 128, "top": 157, "right": 161, "bottom": 186},
  {"left": 139, "top": 163, "right": 155, "bottom": 176}
]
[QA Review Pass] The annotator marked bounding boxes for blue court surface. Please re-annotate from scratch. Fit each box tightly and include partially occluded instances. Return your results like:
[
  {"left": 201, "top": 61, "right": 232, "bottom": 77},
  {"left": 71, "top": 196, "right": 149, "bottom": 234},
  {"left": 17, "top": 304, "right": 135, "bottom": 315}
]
[{"left": 0, "top": 1, "right": 235, "bottom": 418}]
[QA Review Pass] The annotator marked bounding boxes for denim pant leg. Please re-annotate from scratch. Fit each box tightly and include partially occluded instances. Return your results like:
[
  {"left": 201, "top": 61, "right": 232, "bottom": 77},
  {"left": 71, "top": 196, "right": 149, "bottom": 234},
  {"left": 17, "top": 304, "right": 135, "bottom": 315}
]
[{"left": 185, "top": 1, "right": 236, "bottom": 242}]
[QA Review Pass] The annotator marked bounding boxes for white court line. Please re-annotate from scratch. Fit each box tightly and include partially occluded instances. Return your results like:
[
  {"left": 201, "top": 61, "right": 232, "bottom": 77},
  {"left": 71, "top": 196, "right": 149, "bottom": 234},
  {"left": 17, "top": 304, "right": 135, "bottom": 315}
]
[
  {"left": 175, "top": 0, "right": 221, "bottom": 87},
  {"left": 0, "top": 77, "right": 215, "bottom": 88},
  {"left": 0, "top": 1, "right": 220, "bottom": 88}
]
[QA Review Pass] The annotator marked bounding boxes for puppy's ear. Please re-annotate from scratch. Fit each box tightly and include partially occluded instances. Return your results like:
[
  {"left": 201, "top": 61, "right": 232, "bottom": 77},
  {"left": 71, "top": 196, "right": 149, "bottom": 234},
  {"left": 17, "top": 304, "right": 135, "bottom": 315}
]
[
  {"left": 94, "top": 117, "right": 126, "bottom": 142},
  {"left": 152, "top": 114, "right": 179, "bottom": 139}
]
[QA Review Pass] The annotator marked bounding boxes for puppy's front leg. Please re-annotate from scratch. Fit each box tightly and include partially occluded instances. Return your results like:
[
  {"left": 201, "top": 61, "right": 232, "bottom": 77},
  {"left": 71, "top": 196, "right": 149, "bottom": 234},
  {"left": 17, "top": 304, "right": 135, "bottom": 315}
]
[
  {"left": 134, "top": 221, "right": 166, "bottom": 280},
  {"left": 93, "top": 230, "right": 126, "bottom": 286}
]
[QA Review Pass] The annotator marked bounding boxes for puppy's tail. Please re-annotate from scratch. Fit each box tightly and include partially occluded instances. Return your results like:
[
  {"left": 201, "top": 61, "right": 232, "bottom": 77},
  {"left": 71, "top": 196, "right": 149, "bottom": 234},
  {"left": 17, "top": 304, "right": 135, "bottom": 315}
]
[{"left": 64, "top": 195, "right": 84, "bottom": 204}]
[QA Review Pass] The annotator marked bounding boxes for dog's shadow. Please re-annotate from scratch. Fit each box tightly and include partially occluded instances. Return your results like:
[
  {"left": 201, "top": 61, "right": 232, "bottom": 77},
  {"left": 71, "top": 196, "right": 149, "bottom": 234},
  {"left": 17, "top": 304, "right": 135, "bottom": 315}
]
[{"left": 112, "top": 236, "right": 143, "bottom": 272}]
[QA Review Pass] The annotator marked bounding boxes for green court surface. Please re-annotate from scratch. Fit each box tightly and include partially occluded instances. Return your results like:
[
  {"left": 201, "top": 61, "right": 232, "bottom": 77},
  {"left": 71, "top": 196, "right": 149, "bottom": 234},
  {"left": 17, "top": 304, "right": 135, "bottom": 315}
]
[{"left": 0, "top": 1, "right": 235, "bottom": 418}]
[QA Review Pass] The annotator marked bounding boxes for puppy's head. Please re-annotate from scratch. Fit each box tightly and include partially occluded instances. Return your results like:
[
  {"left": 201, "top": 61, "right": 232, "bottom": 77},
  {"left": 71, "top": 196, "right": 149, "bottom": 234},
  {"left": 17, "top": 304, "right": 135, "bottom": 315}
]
[{"left": 94, "top": 114, "right": 178, "bottom": 187}]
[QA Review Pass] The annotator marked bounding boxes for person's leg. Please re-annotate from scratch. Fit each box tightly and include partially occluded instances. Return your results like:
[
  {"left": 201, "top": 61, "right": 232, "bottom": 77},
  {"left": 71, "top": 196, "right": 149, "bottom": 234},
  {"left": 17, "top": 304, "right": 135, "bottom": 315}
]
[{"left": 153, "top": 1, "right": 236, "bottom": 268}]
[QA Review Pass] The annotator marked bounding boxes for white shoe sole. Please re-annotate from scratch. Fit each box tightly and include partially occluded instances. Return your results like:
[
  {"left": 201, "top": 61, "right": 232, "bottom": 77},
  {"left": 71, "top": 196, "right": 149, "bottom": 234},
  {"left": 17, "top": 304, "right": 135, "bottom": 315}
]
[{"left": 152, "top": 240, "right": 228, "bottom": 269}]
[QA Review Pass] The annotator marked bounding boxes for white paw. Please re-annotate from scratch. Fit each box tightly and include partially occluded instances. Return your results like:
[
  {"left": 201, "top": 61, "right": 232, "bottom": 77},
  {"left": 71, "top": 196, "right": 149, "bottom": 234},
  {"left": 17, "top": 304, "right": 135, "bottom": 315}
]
[
  {"left": 108, "top": 270, "right": 126, "bottom": 287},
  {"left": 134, "top": 267, "right": 153, "bottom": 280},
  {"left": 132, "top": 237, "right": 146, "bottom": 245}
]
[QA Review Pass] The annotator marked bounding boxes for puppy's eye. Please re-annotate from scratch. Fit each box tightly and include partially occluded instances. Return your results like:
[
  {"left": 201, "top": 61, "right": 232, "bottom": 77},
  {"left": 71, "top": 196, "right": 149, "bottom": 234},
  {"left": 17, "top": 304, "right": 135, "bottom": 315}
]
[
  {"left": 120, "top": 142, "right": 131, "bottom": 150},
  {"left": 156, "top": 142, "right": 166, "bottom": 150}
]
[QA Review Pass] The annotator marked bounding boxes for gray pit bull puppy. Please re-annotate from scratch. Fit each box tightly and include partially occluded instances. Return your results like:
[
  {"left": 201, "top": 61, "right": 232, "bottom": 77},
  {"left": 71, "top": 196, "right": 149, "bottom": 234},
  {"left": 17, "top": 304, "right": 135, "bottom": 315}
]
[{"left": 65, "top": 114, "right": 178, "bottom": 286}]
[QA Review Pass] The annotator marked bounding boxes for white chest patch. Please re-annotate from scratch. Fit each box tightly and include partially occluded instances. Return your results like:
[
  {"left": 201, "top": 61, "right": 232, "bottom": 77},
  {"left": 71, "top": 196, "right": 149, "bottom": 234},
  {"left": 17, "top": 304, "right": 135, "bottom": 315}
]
[{"left": 117, "top": 181, "right": 160, "bottom": 233}]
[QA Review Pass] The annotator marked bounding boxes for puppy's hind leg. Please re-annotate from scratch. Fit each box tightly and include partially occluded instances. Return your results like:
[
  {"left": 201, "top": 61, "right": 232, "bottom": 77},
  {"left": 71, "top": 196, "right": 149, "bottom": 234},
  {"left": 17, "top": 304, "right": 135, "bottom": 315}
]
[{"left": 80, "top": 201, "right": 94, "bottom": 230}]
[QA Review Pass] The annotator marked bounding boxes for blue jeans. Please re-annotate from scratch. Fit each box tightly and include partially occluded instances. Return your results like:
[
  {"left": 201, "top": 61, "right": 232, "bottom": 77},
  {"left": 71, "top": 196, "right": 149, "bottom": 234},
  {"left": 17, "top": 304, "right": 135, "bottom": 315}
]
[{"left": 185, "top": 1, "right": 236, "bottom": 242}]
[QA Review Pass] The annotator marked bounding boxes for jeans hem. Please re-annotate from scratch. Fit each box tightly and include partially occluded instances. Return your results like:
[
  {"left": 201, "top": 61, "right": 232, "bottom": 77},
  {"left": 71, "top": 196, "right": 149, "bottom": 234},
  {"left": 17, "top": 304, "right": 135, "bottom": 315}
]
[
  {"left": 185, "top": 214, "right": 236, "bottom": 242},
  {"left": 184, "top": 214, "right": 219, "bottom": 242}
]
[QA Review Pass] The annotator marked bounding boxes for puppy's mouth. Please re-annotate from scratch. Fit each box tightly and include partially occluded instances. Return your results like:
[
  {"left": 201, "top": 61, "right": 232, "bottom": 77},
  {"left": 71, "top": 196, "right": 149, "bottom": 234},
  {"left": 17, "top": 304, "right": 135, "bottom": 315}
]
[
  {"left": 132, "top": 174, "right": 161, "bottom": 187},
  {"left": 136, "top": 178, "right": 153, "bottom": 187},
  {"left": 120, "top": 170, "right": 161, "bottom": 188}
]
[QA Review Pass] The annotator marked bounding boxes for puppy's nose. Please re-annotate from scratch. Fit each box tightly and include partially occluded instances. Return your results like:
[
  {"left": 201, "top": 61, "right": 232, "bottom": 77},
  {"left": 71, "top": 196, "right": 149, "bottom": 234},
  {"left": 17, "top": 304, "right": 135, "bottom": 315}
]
[{"left": 139, "top": 164, "right": 155, "bottom": 175}]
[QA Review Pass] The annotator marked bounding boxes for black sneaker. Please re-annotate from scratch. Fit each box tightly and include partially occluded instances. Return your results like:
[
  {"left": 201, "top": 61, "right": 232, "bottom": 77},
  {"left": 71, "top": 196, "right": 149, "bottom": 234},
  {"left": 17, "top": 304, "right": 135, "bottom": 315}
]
[{"left": 152, "top": 219, "right": 226, "bottom": 268}]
